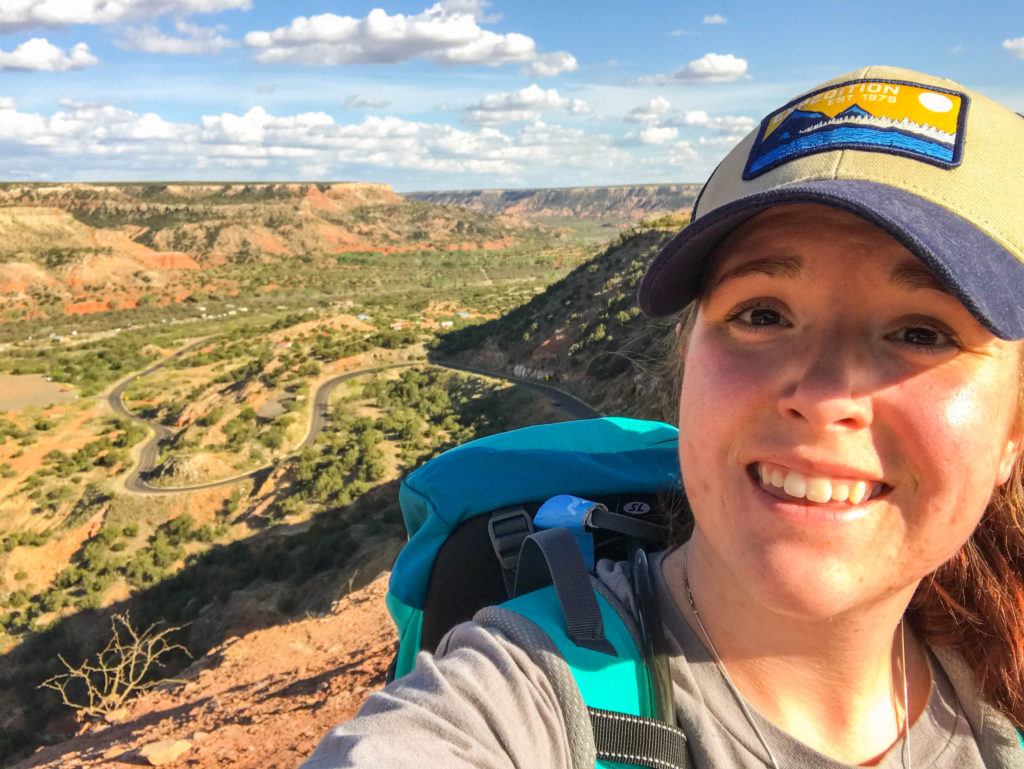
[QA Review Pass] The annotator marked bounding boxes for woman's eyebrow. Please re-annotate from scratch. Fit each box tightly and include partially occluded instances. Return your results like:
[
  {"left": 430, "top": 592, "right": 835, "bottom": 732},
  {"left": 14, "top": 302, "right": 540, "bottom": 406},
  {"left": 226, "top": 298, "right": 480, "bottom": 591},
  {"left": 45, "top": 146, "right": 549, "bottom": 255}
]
[
  {"left": 890, "top": 260, "right": 952, "bottom": 294},
  {"left": 711, "top": 253, "right": 802, "bottom": 289}
]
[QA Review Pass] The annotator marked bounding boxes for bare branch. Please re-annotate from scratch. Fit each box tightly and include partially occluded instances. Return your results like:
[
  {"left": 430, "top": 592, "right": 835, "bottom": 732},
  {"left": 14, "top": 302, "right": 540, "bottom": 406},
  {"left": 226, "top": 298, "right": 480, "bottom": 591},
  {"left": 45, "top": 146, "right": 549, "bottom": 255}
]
[{"left": 39, "top": 612, "right": 189, "bottom": 718}]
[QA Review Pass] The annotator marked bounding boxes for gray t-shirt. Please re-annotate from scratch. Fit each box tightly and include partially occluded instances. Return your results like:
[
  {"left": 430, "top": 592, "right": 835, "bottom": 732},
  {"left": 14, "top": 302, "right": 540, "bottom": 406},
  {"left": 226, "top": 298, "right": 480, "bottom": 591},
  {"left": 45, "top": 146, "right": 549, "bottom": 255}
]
[{"left": 302, "top": 552, "right": 996, "bottom": 768}]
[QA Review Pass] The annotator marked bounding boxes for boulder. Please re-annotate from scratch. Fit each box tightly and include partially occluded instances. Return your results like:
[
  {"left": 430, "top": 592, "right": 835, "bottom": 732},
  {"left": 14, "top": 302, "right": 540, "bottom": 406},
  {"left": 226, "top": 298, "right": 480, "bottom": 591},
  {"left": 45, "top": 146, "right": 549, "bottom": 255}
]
[{"left": 139, "top": 739, "right": 191, "bottom": 765}]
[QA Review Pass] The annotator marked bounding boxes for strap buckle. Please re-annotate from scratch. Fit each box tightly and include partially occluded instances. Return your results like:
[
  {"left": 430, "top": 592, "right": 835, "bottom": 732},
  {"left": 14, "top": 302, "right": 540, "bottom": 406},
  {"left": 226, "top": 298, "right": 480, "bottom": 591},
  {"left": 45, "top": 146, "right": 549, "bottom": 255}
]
[{"left": 487, "top": 506, "right": 534, "bottom": 573}]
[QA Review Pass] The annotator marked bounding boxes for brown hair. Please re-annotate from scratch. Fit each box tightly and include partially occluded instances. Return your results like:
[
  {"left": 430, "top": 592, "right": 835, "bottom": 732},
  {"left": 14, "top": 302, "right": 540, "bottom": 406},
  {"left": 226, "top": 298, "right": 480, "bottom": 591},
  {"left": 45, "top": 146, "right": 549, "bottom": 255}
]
[
  {"left": 670, "top": 302, "right": 1024, "bottom": 728},
  {"left": 907, "top": 356, "right": 1024, "bottom": 729}
]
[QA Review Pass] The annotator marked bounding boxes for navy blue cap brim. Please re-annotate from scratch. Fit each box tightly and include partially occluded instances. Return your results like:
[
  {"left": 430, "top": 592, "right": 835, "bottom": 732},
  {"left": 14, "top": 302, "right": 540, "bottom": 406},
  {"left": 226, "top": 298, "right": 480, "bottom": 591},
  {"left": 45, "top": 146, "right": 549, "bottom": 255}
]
[{"left": 637, "top": 179, "right": 1024, "bottom": 340}]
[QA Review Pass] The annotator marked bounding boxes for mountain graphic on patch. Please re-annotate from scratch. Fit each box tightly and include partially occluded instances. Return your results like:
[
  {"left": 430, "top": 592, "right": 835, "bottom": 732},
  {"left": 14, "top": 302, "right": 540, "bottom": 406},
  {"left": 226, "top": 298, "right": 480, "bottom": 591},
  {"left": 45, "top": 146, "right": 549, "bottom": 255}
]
[{"left": 744, "top": 82, "right": 966, "bottom": 179}]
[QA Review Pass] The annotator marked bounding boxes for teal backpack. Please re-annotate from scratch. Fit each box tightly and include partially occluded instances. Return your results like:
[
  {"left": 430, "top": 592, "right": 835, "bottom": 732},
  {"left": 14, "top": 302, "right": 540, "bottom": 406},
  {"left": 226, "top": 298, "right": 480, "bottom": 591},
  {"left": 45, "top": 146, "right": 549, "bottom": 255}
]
[{"left": 386, "top": 417, "right": 693, "bottom": 769}]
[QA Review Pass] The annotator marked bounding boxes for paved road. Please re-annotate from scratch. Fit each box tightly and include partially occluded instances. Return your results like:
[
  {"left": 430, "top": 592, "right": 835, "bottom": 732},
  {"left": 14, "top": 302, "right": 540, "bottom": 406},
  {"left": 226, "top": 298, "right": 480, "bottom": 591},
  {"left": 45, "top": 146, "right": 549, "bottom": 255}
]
[
  {"left": 438, "top": 361, "right": 600, "bottom": 420},
  {"left": 109, "top": 340, "right": 206, "bottom": 493},
  {"left": 301, "top": 363, "right": 413, "bottom": 450},
  {"left": 114, "top": 350, "right": 599, "bottom": 495}
]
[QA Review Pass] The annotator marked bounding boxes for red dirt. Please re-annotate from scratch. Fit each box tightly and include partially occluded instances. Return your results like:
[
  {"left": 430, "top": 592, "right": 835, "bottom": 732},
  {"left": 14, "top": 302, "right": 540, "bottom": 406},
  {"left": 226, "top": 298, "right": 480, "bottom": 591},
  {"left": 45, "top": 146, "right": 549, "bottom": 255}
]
[
  {"left": 65, "top": 301, "right": 111, "bottom": 315},
  {"left": 15, "top": 575, "right": 396, "bottom": 769},
  {"left": 303, "top": 186, "right": 337, "bottom": 212},
  {"left": 136, "top": 253, "right": 201, "bottom": 270}
]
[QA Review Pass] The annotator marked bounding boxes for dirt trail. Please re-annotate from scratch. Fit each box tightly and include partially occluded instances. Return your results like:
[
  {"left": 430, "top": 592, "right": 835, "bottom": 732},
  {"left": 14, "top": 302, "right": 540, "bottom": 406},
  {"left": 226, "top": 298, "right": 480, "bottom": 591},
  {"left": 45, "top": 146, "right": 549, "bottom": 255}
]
[{"left": 16, "top": 574, "right": 396, "bottom": 769}]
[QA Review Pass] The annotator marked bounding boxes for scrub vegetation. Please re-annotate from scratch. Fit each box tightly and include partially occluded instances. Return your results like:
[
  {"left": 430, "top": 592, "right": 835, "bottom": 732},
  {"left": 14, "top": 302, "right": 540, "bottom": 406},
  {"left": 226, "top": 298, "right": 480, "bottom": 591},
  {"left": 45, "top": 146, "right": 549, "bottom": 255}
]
[{"left": 0, "top": 184, "right": 691, "bottom": 763}]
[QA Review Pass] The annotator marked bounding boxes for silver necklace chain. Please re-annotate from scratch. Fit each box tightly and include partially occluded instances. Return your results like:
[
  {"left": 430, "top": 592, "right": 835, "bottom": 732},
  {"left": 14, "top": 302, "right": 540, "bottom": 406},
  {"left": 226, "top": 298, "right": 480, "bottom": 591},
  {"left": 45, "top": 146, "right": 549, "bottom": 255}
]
[{"left": 682, "top": 553, "right": 911, "bottom": 769}]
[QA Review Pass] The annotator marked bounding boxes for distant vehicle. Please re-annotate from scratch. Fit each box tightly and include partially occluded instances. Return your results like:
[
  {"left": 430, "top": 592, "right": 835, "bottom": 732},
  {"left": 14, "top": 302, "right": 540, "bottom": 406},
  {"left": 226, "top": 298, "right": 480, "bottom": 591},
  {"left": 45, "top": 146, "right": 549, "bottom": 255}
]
[
  {"left": 552, "top": 400, "right": 561, "bottom": 407},
  {"left": 60, "top": 387, "right": 71, "bottom": 392}
]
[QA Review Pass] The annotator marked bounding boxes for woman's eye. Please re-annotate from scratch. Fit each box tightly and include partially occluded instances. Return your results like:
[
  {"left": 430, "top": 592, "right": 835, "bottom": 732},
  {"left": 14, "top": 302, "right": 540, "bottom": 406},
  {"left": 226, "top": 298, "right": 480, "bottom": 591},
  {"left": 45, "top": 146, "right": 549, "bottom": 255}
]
[
  {"left": 745, "top": 308, "right": 784, "bottom": 326},
  {"left": 889, "top": 325, "right": 958, "bottom": 349},
  {"left": 727, "top": 305, "right": 789, "bottom": 327}
]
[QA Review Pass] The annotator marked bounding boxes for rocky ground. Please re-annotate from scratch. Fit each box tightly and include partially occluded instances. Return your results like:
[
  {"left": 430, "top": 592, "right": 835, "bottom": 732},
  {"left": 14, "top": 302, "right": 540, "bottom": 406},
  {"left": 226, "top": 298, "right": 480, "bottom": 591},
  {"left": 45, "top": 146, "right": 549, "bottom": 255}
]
[{"left": 15, "top": 574, "right": 396, "bottom": 769}]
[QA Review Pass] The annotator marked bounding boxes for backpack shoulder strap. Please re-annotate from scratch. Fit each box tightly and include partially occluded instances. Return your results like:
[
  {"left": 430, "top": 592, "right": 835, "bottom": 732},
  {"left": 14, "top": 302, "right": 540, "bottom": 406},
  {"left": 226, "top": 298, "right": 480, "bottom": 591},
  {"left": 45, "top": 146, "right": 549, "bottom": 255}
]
[{"left": 475, "top": 531, "right": 691, "bottom": 769}]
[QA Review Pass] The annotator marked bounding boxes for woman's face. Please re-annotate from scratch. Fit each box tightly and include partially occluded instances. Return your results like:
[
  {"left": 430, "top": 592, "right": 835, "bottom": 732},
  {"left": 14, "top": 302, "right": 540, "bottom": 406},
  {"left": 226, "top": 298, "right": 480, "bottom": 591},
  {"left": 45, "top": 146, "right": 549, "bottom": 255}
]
[{"left": 678, "top": 203, "right": 1023, "bottom": 620}]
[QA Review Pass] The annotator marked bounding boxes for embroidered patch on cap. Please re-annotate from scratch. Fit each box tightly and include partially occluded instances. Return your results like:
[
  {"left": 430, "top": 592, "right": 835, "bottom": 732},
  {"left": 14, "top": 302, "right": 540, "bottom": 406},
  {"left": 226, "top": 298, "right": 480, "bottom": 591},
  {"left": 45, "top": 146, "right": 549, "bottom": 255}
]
[{"left": 743, "top": 78, "right": 969, "bottom": 179}]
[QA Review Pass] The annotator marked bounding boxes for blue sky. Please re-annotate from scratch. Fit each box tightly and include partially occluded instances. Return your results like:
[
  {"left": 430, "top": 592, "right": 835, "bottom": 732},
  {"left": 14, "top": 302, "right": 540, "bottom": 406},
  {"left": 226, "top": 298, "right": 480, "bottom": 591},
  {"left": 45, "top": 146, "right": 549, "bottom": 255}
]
[{"left": 0, "top": 0, "right": 1022, "bottom": 190}]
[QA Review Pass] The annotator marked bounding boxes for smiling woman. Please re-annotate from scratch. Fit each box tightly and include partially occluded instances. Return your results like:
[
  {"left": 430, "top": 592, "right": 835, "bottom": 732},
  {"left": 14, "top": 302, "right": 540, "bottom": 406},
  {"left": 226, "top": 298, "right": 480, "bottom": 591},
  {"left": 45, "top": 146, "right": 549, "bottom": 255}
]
[
  {"left": 301, "top": 65, "right": 1024, "bottom": 769},
  {"left": 666, "top": 203, "right": 1023, "bottom": 761}
]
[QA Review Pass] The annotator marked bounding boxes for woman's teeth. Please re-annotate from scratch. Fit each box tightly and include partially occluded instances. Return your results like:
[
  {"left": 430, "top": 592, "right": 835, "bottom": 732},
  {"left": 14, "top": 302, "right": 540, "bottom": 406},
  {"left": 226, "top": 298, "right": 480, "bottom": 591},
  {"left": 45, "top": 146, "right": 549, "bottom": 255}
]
[{"left": 757, "top": 464, "right": 874, "bottom": 504}]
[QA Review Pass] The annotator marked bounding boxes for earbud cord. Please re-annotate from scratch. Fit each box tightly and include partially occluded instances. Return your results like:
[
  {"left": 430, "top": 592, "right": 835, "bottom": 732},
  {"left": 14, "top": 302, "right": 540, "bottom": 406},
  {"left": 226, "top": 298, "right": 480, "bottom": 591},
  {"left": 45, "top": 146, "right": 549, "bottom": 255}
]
[{"left": 682, "top": 553, "right": 911, "bottom": 769}]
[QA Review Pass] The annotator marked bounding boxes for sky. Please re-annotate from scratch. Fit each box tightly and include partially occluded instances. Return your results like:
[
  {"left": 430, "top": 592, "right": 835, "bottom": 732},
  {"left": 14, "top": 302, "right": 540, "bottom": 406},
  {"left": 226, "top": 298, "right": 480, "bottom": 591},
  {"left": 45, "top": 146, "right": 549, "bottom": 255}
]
[{"left": 0, "top": 0, "right": 1022, "bottom": 191}]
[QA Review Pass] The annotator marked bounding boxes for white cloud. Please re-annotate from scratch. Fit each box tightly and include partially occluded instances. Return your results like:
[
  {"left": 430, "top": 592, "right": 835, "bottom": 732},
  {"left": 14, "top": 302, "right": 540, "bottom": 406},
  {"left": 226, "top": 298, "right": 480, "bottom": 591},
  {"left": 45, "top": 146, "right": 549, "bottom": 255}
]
[
  {"left": 703, "top": 14, "right": 727, "bottom": 24},
  {"left": 0, "top": 38, "right": 98, "bottom": 71},
  {"left": 665, "top": 110, "right": 755, "bottom": 132},
  {"left": 625, "top": 97, "right": 671, "bottom": 123},
  {"left": 0, "top": 99, "right": 638, "bottom": 185},
  {"left": 638, "top": 124, "right": 678, "bottom": 144},
  {"left": 463, "top": 108, "right": 541, "bottom": 125},
  {"left": 565, "top": 98, "right": 590, "bottom": 115},
  {"left": 1003, "top": 37, "right": 1024, "bottom": 58},
  {"left": 674, "top": 53, "right": 748, "bottom": 82},
  {"left": 0, "top": 100, "right": 190, "bottom": 151},
  {"left": 0, "top": 0, "right": 251, "bottom": 32},
  {"left": 479, "top": 85, "right": 566, "bottom": 110},
  {"left": 652, "top": 141, "right": 700, "bottom": 167},
  {"left": 438, "top": 0, "right": 501, "bottom": 23},
  {"left": 116, "top": 21, "right": 235, "bottom": 54},
  {"left": 463, "top": 84, "right": 589, "bottom": 125},
  {"left": 635, "top": 53, "right": 749, "bottom": 86},
  {"left": 344, "top": 95, "right": 392, "bottom": 109},
  {"left": 201, "top": 106, "right": 336, "bottom": 146},
  {"left": 698, "top": 134, "right": 746, "bottom": 148},
  {"left": 242, "top": 2, "right": 575, "bottom": 74},
  {"left": 527, "top": 51, "right": 577, "bottom": 76}
]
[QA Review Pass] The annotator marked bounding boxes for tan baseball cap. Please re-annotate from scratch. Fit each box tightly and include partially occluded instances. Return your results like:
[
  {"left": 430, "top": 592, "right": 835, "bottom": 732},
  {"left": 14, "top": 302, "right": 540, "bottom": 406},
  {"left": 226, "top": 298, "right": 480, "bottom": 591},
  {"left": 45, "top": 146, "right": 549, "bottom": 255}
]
[{"left": 637, "top": 65, "right": 1024, "bottom": 340}]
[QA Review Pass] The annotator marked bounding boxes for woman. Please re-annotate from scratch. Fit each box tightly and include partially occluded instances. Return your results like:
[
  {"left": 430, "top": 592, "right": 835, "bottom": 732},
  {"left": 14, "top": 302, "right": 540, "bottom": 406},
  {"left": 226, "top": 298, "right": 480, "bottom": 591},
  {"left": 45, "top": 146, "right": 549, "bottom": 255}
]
[{"left": 303, "top": 65, "right": 1024, "bottom": 768}]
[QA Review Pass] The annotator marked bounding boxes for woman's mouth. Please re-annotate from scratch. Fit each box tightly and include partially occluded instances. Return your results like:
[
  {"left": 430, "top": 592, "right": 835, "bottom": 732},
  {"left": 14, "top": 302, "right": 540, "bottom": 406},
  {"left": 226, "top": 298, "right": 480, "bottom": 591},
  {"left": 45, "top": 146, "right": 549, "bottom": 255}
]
[{"left": 751, "top": 462, "right": 889, "bottom": 505}]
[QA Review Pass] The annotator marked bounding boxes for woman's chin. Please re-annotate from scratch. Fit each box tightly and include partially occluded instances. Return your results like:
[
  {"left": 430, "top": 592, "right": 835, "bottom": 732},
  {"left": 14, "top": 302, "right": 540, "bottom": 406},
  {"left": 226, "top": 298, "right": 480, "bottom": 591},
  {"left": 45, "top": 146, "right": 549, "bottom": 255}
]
[{"left": 734, "top": 551, "right": 917, "bottom": 625}]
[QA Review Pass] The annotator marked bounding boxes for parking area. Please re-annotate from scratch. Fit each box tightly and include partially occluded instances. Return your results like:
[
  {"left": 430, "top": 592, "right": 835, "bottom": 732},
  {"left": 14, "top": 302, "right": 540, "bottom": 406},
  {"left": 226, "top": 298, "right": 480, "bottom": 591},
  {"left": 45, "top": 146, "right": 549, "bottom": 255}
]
[{"left": 0, "top": 374, "right": 76, "bottom": 412}]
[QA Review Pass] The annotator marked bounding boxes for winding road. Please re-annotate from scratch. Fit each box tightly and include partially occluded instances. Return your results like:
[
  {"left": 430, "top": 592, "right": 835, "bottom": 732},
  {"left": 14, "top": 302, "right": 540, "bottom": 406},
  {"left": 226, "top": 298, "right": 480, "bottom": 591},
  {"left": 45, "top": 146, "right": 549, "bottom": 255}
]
[{"left": 112, "top": 344, "right": 598, "bottom": 495}]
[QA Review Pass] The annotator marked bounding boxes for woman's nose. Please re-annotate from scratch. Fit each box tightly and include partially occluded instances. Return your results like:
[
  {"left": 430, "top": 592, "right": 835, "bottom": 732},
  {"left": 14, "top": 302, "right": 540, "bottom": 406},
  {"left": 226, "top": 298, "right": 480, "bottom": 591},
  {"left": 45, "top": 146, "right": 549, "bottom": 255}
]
[{"left": 776, "top": 334, "right": 874, "bottom": 430}]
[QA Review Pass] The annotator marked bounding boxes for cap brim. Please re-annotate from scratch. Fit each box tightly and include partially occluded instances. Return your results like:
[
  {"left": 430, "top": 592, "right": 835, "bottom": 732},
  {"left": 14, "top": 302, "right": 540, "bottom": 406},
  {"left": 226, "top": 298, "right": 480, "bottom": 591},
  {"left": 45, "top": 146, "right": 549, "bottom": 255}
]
[{"left": 637, "top": 179, "right": 1024, "bottom": 340}]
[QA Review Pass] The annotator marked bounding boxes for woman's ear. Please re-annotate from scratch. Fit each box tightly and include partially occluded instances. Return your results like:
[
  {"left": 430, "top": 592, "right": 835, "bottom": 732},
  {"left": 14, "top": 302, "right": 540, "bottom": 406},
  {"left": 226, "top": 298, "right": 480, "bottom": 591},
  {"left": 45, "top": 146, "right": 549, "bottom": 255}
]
[
  {"left": 675, "top": 321, "right": 683, "bottom": 338},
  {"left": 997, "top": 434, "right": 1020, "bottom": 486}
]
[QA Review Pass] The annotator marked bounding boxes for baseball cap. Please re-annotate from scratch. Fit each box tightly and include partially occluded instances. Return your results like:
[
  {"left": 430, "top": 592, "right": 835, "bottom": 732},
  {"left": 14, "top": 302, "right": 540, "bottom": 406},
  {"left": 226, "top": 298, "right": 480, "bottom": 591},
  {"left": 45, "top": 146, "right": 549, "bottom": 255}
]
[{"left": 637, "top": 65, "right": 1024, "bottom": 340}]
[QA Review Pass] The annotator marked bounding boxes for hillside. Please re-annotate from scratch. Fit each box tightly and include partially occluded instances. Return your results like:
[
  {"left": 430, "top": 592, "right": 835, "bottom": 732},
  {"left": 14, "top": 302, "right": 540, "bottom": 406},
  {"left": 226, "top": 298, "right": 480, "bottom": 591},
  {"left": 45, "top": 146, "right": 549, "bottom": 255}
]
[
  {"left": 405, "top": 184, "right": 702, "bottom": 224},
  {"left": 13, "top": 574, "right": 396, "bottom": 769},
  {"left": 0, "top": 182, "right": 547, "bottom": 326},
  {"left": 432, "top": 225, "right": 684, "bottom": 422},
  {"left": 5, "top": 224, "right": 690, "bottom": 768},
  {"left": 0, "top": 189, "right": 692, "bottom": 765}
]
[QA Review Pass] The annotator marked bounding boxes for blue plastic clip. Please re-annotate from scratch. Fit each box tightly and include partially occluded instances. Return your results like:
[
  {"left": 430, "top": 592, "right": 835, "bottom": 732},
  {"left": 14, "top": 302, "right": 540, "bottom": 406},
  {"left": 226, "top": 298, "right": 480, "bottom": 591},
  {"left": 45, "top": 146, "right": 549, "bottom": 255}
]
[{"left": 533, "top": 494, "right": 598, "bottom": 569}]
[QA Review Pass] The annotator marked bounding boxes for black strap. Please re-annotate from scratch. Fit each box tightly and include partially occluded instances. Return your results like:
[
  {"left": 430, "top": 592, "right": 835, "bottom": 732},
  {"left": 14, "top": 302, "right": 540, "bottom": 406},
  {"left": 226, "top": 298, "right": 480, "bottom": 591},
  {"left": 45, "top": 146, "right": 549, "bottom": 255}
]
[
  {"left": 514, "top": 528, "right": 616, "bottom": 655},
  {"left": 584, "top": 505, "right": 669, "bottom": 546},
  {"left": 631, "top": 549, "right": 675, "bottom": 723},
  {"left": 487, "top": 507, "right": 534, "bottom": 598},
  {"left": 589, "top": 707, "right": 690, "bottom": 769}
]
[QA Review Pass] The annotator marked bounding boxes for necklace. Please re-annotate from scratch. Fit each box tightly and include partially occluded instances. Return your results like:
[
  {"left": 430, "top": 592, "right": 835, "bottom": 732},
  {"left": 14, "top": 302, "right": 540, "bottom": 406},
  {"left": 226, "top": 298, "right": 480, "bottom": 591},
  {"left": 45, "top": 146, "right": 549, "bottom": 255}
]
[{"left": 682, "top": 553, "right": 912, "bottom": 769}]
